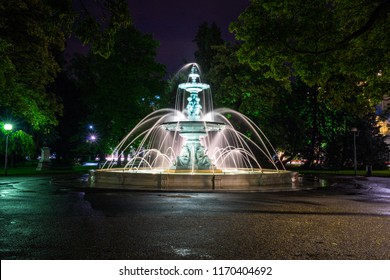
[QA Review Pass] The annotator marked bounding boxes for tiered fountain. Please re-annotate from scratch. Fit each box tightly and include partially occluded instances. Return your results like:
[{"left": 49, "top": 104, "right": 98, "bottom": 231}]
[
  {"left": 161, "top": 66, "right": 225, "bottom": 171},
  {"left": 89, "top": 64, "right": 294, "bottom": 191}
]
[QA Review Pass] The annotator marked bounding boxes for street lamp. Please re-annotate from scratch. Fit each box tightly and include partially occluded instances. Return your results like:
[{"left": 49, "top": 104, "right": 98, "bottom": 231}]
[
  {"left": 351, "top": 127, "right": 358, "bottom": 176},
  {"left": 87, "top": 134, "right": 97, "bottom": 161},
  {"left": 4, "top": 123, "right": 13, "bottom": 176}
]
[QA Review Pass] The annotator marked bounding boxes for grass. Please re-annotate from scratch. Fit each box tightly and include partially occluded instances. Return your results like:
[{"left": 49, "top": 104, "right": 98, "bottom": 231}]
[
  {"left": 0, "top": 163, "right": 96, "bottom": 176},
  {"left": 289, "top": 168, "right": 390, "bottom": 177}
]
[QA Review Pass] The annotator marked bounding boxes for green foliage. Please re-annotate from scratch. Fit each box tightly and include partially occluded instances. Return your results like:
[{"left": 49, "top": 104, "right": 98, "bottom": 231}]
[
  {"left": 70, "top": 26, "right": 167, "bottom": 154},
  {"left": 0, "top": 0, "right": 133, "bottom": 160},
  {"left": 0, "top": 39, "right": 14, "bottom": 89},
  {"left": 207, "top": 43, "right": 304, "bottom": 157},
  {"left": 194, "top": 22, "right": 224, "bottom": 73},
  {"left": 209, "top": 44, "right": 273, "bottom": 116},
  {"left": 230, "top": 0, "right": 390, "bottom": 114},
  {"left": 0, "top": 0, "right": 66, "bottom": 131},
  {"left": 221, "top": 0, "right": 390, "bottom": 168},
  {"left": 0, "top": 0, "right": 132, "bottom": 125},
  {"left": 73, "top": 0, "right": 132, "bottom": 58},
  {"left": 205, "top": 42, "right": 389, "bottom": 168},
  {"left": 352, "top": 111, "right": 390, "bottom": 168},
  {"left": 0, "top": 0, "right": 70, "bottom": 90},
  {"left": 0, "top": 122, "right": 35, "bottom": 158}
]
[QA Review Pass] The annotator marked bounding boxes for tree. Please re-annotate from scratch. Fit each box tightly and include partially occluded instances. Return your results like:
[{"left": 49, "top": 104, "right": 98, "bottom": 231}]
[
  {"left": 0, "top": 0, "right": 131, "bottom": 128},
  {"left": 70, "top": 27, "right": 166, "bottom": 156},
  {"left": 72, "top": 0, "right": 132, "bottom": 58},
  {"left": 0, "top": 121, "right": 35, "bottom": 166},
  {"left": 230, "top": 0, "right": 390, "bottom": 114},
  {"left": 0, "top": 1, "right": 67, "bottom": 131},
  {"left": 207, "top": 43, "right": 306, "bottom": 163},
  {"left": 194, "top": 22, "right": 224, "bottom": 74},
  {"left": 50, "top": 69, "right": 86, "bottom": 159},
  {"left": 206, "top": 42, "right": 389, "bottom": 169},
  {"left": 228, "top": 0, "right": 390, "bottom": 168},
  {"left": 351, "top": 110, "right": 390, "bottom": 169},
  {"left": 0, "top": 0, "right": 132, "bottom": 160}
]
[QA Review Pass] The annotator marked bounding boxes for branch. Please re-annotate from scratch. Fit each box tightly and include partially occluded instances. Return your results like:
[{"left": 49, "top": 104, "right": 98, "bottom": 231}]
[
  {"left": 334, "top": 0, "right": 389, "bottom": 47},
  {"left": 283, "top": 0, "right": 390, "bottom": 55}
]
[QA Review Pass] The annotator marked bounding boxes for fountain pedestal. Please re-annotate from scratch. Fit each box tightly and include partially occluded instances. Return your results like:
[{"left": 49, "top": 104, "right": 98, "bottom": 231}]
[
  {"left": 162, "top": 121, "right": 224, "bottom": 171},
  {"left": 161, "top": 64, "right": 225, "bottom": 171}
]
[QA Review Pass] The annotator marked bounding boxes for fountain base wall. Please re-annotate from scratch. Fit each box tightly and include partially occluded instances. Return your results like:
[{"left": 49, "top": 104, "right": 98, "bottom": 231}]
[{"left": 88, "top": 169, "right": 296, "bottom": 191}]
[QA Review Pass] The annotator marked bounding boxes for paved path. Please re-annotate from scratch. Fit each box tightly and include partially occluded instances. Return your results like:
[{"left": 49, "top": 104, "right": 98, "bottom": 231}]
[{"left": 0, "top": 175, "right": 389, "bottom": 259}]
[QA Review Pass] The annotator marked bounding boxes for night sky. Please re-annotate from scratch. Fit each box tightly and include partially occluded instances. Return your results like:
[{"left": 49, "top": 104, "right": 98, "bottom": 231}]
[
  {"left": 128, "top": 0, "right": 250, "bottom": 74},
  {"left": 67, "top": 0, "right": 250, "bottom": 75}
]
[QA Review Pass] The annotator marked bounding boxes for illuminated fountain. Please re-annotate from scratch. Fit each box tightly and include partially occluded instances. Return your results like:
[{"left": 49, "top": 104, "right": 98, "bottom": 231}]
[
  {"left": 89, "top": 64, "right": 295, "bottom": 190},
  {"left": 162, "top": 66, "right": 224, "bottom": 171}
]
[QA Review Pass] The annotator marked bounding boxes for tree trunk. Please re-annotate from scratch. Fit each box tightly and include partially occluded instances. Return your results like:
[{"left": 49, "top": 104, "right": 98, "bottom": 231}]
[{"left": 306, "top": 88, "right": 319, "bottom": 168}]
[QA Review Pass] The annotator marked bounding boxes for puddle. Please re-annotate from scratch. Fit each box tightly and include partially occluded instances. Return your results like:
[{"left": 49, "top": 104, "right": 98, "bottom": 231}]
[
  {"left": 173, "top": 247, "right": 192, "bottom": 257},
  {"left": 171, "top": 246, "right": 213, "bottom": 259}
]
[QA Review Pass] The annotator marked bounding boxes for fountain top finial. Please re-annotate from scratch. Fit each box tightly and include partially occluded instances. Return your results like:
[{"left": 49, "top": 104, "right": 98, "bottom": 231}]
[
  {"left": 189, "top": 64, "right": 200, "bottom": 84},
  {"left": 191, "top": 64, "right": 197, "bottom": 74},
  {"left": 178, "top": 64, "right": 209, "bottom": 93}
]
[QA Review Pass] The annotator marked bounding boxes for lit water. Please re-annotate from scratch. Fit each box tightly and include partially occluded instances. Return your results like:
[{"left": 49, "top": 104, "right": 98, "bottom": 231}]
[{"left": 103, "top": 63, "right": 285, "bottom": 175}]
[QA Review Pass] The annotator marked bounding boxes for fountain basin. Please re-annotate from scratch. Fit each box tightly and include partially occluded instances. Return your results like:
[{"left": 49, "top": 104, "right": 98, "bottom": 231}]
[
  {"left": 162, "top": 121, "right": 225, "bottom": 133},
  {"left": 178, "top": 82, "right": 209, "bottom": 93},
  {"left": 88, "top": 168, "right": 296, "bottom": 191}
]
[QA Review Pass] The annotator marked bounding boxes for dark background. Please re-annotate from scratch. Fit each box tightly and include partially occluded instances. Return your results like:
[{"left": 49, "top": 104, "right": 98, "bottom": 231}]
[{"left": 67, "top": 0, "right": 250, "bottom": 74}]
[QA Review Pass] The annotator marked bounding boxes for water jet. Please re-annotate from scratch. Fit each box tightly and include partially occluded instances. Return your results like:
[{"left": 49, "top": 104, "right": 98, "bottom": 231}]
[{"left": 89, "top": 64, "right": 295, "bottom": 191}]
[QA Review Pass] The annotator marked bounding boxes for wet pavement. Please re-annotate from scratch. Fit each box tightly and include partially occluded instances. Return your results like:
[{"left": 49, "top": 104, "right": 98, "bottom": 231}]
[{"left": 0, "top": 174, "right": 389, "bottom": 259}]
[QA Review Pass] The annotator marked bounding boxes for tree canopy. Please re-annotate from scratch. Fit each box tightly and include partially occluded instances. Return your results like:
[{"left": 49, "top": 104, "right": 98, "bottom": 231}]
[
  {"left": 70, "top": 26, "right": 166, "bottom": 155},
  {"left": 0, "top": 0, "right": 131, "bottom": 129},
  {"left": 72, "top": 0, "right": 132, "bottom": 58},
  {"left": 193, "top": 22, "right": 224, "bottom": 73},
  {"left": 0, "top": 0, "right": 132, "bottom": 158},
  {"left": 230, "top": 0, "right": 390, "bottom": 115},
  {"left": 193, "top": 2, "right": 390, "bottom": 168},
  {"left": 0, "top": 0, "right": 68, "bottom": 131}
]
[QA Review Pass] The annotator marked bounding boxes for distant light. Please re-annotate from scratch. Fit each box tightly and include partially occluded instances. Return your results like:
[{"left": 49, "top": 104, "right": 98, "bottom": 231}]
[
  {"left": 89, "top": 125, "right": 93, "bottom": 129},
  {"left": 83, "top": 162, "right": 99, "bottom": 167},
  {"left": 4, "top": 124, "right": 12, "bottom": 131}
]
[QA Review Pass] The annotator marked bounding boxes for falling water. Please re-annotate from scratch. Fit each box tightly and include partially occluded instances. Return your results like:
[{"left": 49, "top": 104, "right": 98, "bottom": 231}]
[{"left": 102, "top": 63, "right": 284, "bottom": 174}]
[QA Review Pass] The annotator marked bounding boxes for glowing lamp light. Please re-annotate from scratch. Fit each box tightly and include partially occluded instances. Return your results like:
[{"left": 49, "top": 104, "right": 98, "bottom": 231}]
[
  {"left": 4, "top": 123, "right": 13, "bottom": 176},
  {"left": 4, "top": 124, "right": 12, "bottom": 131}
]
